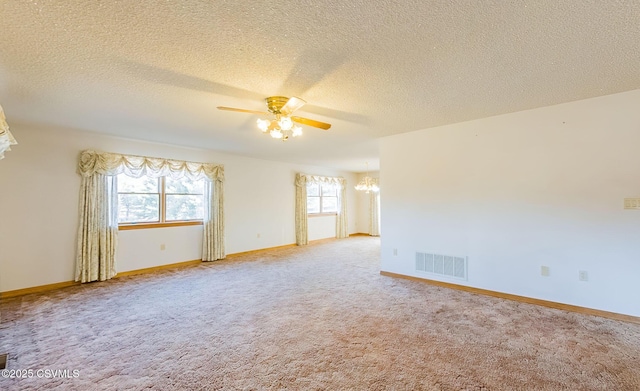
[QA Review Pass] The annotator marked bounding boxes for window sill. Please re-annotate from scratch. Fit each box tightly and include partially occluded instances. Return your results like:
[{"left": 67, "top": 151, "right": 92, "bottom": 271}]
[
  {"left": 119, "top": 221, "right": 203, "bottom": 230},
  {"left": 307, "top": 213, "right": 338, "bottom": 218}
]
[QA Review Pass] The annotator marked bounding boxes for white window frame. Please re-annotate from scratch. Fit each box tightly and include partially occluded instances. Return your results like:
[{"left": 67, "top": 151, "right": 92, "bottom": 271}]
[{"left": 307, "top": 183, "right": 338, "bottom": 216}]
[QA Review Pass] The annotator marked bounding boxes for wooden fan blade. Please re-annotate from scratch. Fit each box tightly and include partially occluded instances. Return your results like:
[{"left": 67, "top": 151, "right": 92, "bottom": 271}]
[
  {"left": 217, "top": 106, "right": 268, "bottom": 115},
  {"left": 280, "top": 96, "right": 306, "bottom": 116},
  {"left": 291, "top": 116, "right": 331, "bottom": 130}
]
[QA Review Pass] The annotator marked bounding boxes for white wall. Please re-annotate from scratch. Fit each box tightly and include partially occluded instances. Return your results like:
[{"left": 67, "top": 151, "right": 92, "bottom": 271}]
[
  {"left": 354, "top": 172, "right": 380, "bottom": 234},
  {"left": 380, "top": 89, "right": 640, "bottom": 317},
  {"left": 0, "top": 124, "right": 358, "bottom": 292},
  {"left": 307, "top": 216, "right": 337, "bottom": 241}
]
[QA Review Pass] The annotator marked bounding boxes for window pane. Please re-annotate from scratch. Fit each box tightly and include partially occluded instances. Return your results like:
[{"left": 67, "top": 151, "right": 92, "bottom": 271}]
[
  {"left": 118, "top": 194, "right": 160, "bottom": 223},
  {"left": 322, "top": 196, "right": 338, "bottom": 213},
  {"left": 165, "top": 177, "right": 204, "bottom": 194},
  {"left": 117, "top": 173, "right": 159, "bottom": 193},
  {"left": 307, "top": 196, "right": 320, "bottom": 214},
  {"left": 321, "top": 185, "right": 337, "bottom": 196},
  {"left": 166, "top": 194, "right": 204, "bottom": 221},
  {"left": 307, "top": 183, "right": 320, "bottom": 196}
]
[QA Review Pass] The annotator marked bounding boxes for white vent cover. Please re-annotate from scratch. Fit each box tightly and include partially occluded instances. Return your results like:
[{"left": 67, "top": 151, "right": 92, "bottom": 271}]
[{"left": 416, "top": 252, "right": 467, "bottom": 280}]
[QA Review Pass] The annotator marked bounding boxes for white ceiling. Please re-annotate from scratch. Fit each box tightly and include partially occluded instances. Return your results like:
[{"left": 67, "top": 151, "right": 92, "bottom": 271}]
[{"left": 1, "top": 1, "right": 639, "bottom": 172}]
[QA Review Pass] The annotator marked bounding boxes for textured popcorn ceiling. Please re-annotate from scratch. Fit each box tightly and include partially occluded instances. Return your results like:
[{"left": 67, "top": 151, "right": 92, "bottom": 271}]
[{"left": 1, "top": 1, "right": 639, "bottom": 171}]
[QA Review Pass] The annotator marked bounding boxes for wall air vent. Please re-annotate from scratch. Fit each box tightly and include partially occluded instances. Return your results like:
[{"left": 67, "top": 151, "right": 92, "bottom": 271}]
[{"left": 416, "top": 252, "right": 467, "bottom": 280}]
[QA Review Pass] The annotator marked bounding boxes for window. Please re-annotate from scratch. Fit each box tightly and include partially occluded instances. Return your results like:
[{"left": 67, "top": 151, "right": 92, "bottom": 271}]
[
  {"left": 307, "top": 183, "right": 338, "bottom": 215},
  {"left": 117, "top": 173, "right": 204, "bottom": 227}
]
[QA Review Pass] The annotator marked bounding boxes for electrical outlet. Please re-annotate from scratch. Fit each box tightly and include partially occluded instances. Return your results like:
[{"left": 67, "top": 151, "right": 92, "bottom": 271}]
[
  {"left": 160, "top": 244, "right": 166, "bottom": 251},
  {"left": 393, "top": 248, "right": 398, "bottom": 256},
  {"left": 579, "top": 270, "right": 588, "bottom": 282},
  {"left": 624, "top": 198, "right": 640, "bottom": 209},
  {"left": 257, "top": 233, "right": 260, "bottom": 238},
  {"left": 541, "top": 266, "right": 550, "bottom": 277}
]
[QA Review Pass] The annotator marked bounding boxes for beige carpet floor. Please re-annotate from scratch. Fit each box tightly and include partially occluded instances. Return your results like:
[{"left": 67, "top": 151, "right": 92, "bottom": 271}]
[{"left": 1, "top": 236, "right": 639, "bottom": 390}]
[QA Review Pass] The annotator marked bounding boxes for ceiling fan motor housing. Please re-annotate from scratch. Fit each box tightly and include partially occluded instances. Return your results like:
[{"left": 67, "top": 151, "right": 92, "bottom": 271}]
[{"left": 265, "top": 96, "right": 290, "bottom": 114}]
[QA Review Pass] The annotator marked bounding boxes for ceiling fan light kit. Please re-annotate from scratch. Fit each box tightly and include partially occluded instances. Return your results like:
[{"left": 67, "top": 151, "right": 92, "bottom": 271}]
[
  {"left": 255, "top": 112, "right": 303, "bottom": 140},
  {"left": 217, "top": 96, "right": 331, "bottom": 142}
]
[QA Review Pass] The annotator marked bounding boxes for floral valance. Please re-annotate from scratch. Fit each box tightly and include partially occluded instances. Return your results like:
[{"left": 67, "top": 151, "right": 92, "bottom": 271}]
[
  {"left": 0, "top": 104, "right": 17, "bottom": 160},
  {"left": 78, "top": 150, "right": 224, "bottom": 182},
  {"left": 295, "top": 173, "right": 346, "bottom": 188}
]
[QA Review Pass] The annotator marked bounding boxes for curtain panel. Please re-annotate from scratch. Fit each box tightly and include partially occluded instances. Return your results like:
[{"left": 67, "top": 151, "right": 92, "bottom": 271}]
[
  {"left": 336, "top": 184, "right": 348, "bottom": 239},
  {"left": 295, "top": 173, "right": 348, "bottom": 245},
  {"left": 75, "top": 173, "right": 118, "bottom": 282},
  {"left": 202, "top": 179, "right": 225, "bottom": 261},
  {"left": 294, "top": 173, "right": 309, "bottom": 246},
  {"left": 75, "top": 150, "right": 225, "bottom": 283}
]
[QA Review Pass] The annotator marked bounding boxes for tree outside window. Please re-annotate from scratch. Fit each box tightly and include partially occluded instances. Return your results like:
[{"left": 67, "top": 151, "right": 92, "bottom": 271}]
[
  {"left": 307, "top": 183, "right": 338, "bottom": 215},
  {"left": 117, "top": 173, "right": 204, "bottom": 225},
  {"left": 165, "top": 176, "right": 204, "bottom": 221}
]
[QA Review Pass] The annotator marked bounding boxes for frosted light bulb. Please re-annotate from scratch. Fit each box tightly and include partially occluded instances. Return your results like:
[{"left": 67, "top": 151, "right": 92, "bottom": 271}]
[
  {"left": 278, "top": 116, "right": 293, "bottom": 131},
  {"left": 270, "top": 129, "right": 283, "bottom": 139},
  {"left": 257, "top": 119, "right": 270, "bottom": 132}
]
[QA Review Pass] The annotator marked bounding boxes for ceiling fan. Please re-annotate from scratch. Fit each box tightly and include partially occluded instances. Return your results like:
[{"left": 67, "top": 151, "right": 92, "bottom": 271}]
[{"left": 217, "top": 96, "right": 331, "bottom": 141}]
